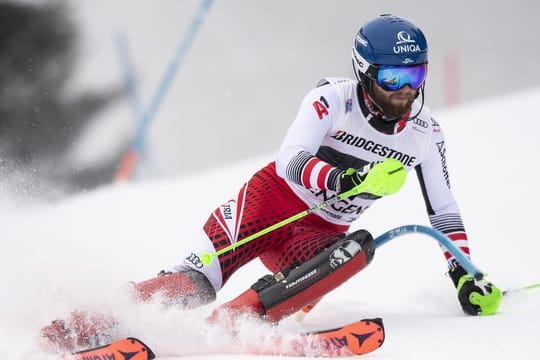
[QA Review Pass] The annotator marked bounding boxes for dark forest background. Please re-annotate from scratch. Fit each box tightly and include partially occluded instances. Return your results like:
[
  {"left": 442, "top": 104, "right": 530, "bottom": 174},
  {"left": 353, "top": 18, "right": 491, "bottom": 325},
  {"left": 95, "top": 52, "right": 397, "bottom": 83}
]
[{"left": 0, "top": 0, "right": 125, "bottom": 200}]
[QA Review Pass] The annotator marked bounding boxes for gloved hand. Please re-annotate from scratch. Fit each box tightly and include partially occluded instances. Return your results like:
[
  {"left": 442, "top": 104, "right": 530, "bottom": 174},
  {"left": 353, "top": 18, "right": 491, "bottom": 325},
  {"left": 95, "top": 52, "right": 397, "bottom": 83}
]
[
  {"left": 338, "top": 162, "right": 381, "bottom": 197},
  {"left": 449, "top": 262, "right": 502, "bottom": 315}
]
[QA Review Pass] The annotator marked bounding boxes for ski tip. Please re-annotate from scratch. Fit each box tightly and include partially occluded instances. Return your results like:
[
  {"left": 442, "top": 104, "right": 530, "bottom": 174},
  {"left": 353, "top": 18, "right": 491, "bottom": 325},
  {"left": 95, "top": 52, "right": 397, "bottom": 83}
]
[
  {"left": 304, "top": 318, "right": 385, "bottom": 356},
  {"left": 72, "top": 337, "right": 156, "bottom": 360},
  {"left": 346, "top": 318, "right": 385, "bottom": 355},
  {"left": 126, "top": 338, "right": 156, "bottom": 360},
  {"left": 369, "top": 317, "right": 384, "bottom": 327}
]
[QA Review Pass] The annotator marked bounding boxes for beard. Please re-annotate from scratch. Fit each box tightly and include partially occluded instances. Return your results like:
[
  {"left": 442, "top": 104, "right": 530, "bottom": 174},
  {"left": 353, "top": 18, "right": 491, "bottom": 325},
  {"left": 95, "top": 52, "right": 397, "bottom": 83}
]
[
  {"left": 370, "top": 86, "right": 418, "bottom": 120},
  {"left": 380, "top": 93, "right": 416, "bottom": 119}
]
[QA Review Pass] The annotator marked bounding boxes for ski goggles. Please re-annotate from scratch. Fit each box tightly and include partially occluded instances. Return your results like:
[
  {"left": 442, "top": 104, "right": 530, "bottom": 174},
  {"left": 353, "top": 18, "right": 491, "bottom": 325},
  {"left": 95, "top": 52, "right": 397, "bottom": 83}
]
[{"left": 376, "top": 63, "right": 427, "bottom": 91}]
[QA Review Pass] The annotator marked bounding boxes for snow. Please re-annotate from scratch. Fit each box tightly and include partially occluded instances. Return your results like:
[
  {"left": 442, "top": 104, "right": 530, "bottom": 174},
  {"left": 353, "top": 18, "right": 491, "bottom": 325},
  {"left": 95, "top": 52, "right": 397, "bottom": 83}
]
[
  {"left": 1, "top": 89, "right": 540, "bottom": 359},
  {"left": 3, "top": 2, "right": 539, "bottom": 358}
]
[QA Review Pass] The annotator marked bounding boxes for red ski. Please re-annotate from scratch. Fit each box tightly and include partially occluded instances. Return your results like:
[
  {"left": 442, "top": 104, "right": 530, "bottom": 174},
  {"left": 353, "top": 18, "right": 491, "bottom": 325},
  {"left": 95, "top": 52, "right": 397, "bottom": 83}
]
[
  {"left": 70, "top": 318, "right": 384, "bottom": 358},
  {"left": 69, "top": 337, "right": 155, "bottom": 360},
  {"left": 270, "top": 318, "right": 385, "bottom": 357}
]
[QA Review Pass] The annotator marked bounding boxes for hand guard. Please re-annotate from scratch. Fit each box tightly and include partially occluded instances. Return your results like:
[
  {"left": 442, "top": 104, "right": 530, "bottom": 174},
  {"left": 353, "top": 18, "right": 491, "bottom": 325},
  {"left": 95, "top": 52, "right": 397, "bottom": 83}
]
[
  {"left": 338, "top": 162, "right": 380, "bottom": 197},
  {"left": 449, "top": 263, "right": 502, "bottom": 316}
]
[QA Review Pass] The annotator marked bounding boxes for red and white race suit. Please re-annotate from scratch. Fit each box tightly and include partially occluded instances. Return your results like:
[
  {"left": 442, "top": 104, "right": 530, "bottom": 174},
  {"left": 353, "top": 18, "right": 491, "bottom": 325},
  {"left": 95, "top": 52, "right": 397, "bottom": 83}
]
[{"left": 174, "top": 77, "right": 469, "bottom": 292}]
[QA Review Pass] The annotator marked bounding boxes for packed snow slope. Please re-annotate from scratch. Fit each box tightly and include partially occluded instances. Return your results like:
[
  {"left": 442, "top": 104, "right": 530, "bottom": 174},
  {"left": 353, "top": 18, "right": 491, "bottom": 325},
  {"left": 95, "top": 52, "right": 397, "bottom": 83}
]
[{"left": 1, "top": 88, "right": 539, "bottom": 359}]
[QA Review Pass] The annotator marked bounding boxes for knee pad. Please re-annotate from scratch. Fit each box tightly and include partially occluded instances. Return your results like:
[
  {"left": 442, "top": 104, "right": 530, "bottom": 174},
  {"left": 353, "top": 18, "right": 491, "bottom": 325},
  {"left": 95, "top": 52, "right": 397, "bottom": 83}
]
[{"left": 254, "top": 229, "right": 374, "bottom": 322}]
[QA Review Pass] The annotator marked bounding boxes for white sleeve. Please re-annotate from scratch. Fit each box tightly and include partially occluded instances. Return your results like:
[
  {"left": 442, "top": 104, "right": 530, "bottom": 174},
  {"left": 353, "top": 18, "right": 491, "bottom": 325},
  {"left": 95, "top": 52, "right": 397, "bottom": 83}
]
[
  {"left": 415, "top": 125, "right": 459, "bottom": 215},
  {"left": 275, "top": 83, "right": 343, "bottom": 191},
  {"left": 415, "top": 120, "right": 470, "bottom": 261}
]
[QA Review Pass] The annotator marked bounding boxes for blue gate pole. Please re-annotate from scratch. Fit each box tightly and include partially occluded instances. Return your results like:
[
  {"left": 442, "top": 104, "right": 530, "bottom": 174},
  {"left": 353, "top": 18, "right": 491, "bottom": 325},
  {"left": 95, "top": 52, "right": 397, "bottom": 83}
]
[
  {"left": 374, "top": 224, "right": 484, "bottom": 280},
  {"left": 115, "top": 0, "right": 216, "bottom": 181}
]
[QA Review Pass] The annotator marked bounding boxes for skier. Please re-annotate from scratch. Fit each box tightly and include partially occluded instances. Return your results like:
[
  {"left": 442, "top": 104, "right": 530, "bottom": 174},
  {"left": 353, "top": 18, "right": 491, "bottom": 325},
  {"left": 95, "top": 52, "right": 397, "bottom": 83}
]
[{"left": 41, "top": 14, "right": 502, "bottom": 352}]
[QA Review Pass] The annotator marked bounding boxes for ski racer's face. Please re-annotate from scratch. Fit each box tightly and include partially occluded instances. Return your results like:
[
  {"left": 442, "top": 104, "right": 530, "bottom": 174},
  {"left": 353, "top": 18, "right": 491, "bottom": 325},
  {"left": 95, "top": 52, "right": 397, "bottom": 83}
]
[{"left": 370, "top": 82, "right": 417, "bottom": 119}]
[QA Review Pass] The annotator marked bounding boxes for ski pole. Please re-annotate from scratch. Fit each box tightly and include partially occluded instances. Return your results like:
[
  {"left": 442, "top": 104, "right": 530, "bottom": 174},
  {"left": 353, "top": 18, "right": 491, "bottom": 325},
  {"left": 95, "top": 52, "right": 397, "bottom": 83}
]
[
  {"left": 503, "top": 282, "right": 540, "bottom": 296},
  {"left": 200, "top": 158, "right": 407, "bottom": 266},
  {"left": 373, "top": 225, "right": 483, "bottom": 280}
]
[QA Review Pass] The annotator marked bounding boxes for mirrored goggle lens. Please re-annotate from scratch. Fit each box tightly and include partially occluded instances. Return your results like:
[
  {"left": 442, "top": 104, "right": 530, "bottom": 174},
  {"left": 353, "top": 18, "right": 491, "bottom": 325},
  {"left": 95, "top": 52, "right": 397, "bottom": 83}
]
[{"left": 377, "top": 64, "right": 427, "bottom": 91}]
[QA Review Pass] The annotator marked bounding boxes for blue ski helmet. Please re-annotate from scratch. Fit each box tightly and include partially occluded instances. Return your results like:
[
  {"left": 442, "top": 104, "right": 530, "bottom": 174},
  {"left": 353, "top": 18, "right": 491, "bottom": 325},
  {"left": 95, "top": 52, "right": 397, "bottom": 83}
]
[{"left": 352, "top": 14, "right": 428, "bottom": 84}]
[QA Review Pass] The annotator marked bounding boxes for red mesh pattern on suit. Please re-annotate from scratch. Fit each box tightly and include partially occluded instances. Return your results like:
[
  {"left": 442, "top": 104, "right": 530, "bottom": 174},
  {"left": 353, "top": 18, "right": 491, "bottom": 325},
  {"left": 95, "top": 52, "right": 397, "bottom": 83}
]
[
  {"left": 203, "top": 162, "right": 349, "bottom": 285},
  {"left": 259, "top": 214, "right": 347, "bottom": 273}
]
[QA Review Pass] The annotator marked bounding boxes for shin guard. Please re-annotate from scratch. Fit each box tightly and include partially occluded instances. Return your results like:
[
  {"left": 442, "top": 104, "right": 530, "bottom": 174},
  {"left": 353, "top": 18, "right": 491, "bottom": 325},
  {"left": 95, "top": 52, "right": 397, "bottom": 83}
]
[{"left": 212, "top": 229, "right": 374, "bottom": 324}]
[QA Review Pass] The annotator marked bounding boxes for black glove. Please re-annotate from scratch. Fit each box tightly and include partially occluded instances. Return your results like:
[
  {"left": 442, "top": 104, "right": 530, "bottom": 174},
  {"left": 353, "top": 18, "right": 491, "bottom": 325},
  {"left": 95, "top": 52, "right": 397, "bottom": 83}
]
[
  {"left": 338, "top": 162, "right": 380, "bottom": 197},
  {"left": 448, "top": 261, "right": 502, "bottom": 316}
]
